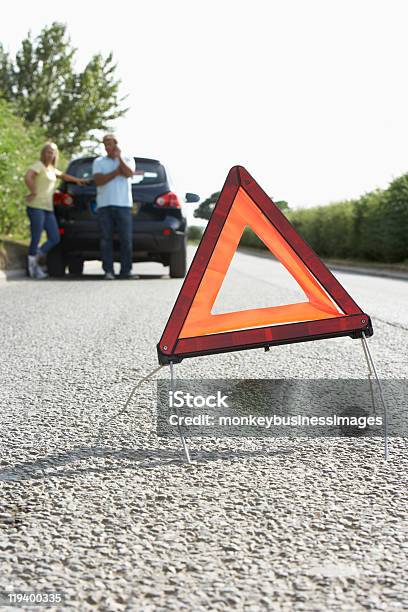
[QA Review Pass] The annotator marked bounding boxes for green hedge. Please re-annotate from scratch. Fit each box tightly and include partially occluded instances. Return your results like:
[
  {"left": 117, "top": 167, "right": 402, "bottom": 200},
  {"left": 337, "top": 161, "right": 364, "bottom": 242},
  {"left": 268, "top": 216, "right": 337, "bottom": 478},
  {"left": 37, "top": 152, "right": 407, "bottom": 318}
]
[{"left": 237, "top": 176, "right": 408, "bottom": 264}]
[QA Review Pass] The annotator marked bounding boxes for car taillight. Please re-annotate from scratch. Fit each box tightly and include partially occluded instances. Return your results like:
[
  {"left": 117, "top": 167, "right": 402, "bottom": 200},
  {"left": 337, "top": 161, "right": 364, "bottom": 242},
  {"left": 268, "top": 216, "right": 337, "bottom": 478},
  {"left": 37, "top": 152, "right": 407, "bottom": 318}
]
[
  {"left": 155, "top": 192, "right": 181, "bottom": 208},
  {"left": 63, "top": 194, "right": 73, "bottom": 206},
  {"left": 53, "top": 191, "right": 62, "bottom": 205},
  {"left": 53, "top": 191, "right": 73, "bottom": 206}
]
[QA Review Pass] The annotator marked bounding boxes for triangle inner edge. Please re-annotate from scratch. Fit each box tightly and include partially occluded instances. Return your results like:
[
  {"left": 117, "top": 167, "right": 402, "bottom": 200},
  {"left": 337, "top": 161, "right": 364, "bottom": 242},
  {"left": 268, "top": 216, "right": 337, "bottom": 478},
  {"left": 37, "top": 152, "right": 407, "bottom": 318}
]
[{"left": 179, "top": 187, "right": 343, "bottom": 339}]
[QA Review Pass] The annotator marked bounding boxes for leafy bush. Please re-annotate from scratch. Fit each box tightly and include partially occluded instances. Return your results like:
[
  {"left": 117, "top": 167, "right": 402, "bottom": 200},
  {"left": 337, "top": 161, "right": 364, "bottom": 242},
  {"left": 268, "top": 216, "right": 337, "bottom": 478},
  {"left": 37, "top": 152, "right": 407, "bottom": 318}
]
[
  {"left": 288, "top": 201, "right": 355, "bottom": 258},
  {"left": 377, "top": 175, "right": 408, "bottom": 262},
  {"left": 350, "top": 190, "right": 384, "bottom": 260},
  {"left": 204, "top": 176, "right": 408, "bottom": 263},
  {"left": 0, "top": 99, "right": 68, "bottom": 238},
  {"left": 187, "top": 225, "right": 204, "bottom": 241},
  {"left": 239, "top": 227, "right": 268, "bottom": 250},
  {"left": 0, "top": 99, "right": 46, "bottom": 237},
  {"left": 287, "top": 178, "right": 408, "bottom": 263}
]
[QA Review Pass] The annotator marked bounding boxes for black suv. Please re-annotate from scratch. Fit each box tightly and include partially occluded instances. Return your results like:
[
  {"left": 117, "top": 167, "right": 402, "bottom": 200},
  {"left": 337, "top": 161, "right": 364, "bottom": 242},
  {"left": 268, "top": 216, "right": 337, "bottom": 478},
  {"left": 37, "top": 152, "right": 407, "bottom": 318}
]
[{"left": 48, "top": 156, "right": 199, "bottom": 278}]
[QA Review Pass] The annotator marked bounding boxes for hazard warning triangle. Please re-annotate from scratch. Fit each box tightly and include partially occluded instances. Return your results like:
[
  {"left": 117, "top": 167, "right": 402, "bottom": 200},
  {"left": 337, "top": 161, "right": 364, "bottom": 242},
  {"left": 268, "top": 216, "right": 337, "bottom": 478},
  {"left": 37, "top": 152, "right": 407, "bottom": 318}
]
[{"left": 157, "top": 166, "right": 373, "bottom": 364}]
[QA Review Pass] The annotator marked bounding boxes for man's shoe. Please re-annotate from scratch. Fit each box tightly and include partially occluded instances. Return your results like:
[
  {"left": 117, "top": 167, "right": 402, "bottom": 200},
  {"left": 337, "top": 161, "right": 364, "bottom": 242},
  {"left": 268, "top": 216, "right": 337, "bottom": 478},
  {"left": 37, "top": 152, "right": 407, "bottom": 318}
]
[
  {"left": 118, "top": 272, "right": 137, "bottom": 279},
  {"left": 104, "top": 272, "right": 115, "bottom": 280}
]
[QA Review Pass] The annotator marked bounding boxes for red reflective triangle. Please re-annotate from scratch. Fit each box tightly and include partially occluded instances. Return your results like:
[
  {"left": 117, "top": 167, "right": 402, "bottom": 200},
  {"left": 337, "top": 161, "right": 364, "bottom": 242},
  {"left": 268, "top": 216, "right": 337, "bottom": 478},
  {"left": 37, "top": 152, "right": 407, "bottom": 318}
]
[{"left": 157, "top": 166, "right": 372, "bottom": 364}]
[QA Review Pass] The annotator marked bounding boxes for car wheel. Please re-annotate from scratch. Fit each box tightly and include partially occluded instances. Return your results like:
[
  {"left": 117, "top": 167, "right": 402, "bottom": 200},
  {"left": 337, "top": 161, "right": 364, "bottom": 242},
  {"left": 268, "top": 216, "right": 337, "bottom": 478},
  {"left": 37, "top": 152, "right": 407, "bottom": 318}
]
[
  {"left": 47, "top": 246, "right": 66, "bottom": 277},
  {"left": 68, "top": 256, "right": 84, "bottom": 276},
  {"left": 169, "top": 240, "right": 187, "bottom": 278}
]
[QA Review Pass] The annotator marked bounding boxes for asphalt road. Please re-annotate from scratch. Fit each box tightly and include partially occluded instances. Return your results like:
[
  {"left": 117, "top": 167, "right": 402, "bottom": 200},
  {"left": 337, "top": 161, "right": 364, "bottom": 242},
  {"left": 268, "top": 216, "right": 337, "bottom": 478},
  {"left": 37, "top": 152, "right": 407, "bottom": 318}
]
[{"left": 0, "top": 246, "right": 407, "bottom": 611}]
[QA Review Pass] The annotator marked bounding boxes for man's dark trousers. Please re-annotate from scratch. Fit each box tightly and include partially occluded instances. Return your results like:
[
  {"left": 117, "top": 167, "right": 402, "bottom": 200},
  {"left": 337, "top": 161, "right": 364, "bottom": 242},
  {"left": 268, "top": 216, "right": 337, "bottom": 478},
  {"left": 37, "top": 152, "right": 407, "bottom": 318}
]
[{"left": 97, "top": 206, "right": 133, "bottom": 275}]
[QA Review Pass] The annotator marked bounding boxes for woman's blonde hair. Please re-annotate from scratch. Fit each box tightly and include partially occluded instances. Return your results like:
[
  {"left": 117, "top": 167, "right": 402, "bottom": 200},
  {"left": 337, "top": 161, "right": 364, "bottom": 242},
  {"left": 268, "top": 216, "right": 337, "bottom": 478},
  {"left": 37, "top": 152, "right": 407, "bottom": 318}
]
[{"left": 40, "top": 142, "right": 59, "bottom": 166}]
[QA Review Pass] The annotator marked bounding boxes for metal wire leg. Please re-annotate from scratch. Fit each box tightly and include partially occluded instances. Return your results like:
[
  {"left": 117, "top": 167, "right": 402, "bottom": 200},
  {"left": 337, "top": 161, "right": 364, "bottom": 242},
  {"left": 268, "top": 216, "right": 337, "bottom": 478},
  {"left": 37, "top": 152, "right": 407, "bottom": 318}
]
[
  {"left": 170, "top": 362, "right": 191, "bottom": 464},
  {"left": 96, "top": 364, "right": 164, "bottom": 445},
  {"left": 361, "top": 337, "right": 377, "bottom": 416},
  {"left": 361, "top": 332, "right": 389, "bottom": 461},
  {"left": 101, "top": 365, "right": 164, "bottom": 427}
]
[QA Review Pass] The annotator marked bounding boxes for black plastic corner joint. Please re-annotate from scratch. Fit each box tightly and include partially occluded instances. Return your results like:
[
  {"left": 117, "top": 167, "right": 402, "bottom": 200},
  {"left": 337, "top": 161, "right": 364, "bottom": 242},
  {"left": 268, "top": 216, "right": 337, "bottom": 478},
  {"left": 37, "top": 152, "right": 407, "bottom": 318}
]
[
  {"left": 350, "top": 316, "right": 374, "bottom": 340},
  {"left": 157, "top": 344, "right": 183, "bottom": 366}
]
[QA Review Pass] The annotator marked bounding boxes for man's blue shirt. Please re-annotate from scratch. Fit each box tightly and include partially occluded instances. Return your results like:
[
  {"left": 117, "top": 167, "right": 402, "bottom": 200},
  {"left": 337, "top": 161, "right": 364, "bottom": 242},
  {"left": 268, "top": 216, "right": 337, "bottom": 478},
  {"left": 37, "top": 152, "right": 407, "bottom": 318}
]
[{"left": 92, "top": 156, "right": 135, "bottom": 208}]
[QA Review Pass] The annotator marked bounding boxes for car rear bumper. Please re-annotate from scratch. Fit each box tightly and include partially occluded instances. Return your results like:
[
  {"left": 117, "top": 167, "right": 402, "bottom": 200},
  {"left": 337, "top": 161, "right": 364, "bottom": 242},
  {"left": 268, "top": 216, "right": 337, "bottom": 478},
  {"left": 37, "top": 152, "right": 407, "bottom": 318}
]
[
  {"left": 58, "top": 219, "right": 186, "bottom": 260},
  {"left": 62, "top": 233, "right": 184, "bottom": 253}
]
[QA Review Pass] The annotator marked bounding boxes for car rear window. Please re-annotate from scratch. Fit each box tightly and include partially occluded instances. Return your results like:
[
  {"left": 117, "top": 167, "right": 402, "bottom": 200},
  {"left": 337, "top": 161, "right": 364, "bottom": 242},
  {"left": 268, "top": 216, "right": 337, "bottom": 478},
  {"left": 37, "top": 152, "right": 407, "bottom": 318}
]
[
  {"left": 67, "top": 158, "right": 166, "bottom": 185},
  {"left": 132, "top": 160, "right": 166, "bottom": 185},
  {"left": 69, "top": 159, "right": 94, "bottom": 180}
]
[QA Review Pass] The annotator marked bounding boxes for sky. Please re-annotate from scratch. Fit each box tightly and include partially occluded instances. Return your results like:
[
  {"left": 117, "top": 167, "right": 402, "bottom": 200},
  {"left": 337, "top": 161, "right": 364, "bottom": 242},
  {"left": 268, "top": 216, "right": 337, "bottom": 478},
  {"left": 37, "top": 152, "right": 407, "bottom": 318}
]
[{"left": 2, "top": 0, "right": 408, "bottom": 225}]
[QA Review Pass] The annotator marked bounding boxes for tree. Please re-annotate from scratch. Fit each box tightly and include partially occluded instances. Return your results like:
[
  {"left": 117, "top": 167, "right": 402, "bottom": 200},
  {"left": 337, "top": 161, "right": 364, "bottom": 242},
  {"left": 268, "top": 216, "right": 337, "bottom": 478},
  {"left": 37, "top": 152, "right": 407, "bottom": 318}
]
[
  {"left": 193, "top": 191, "right": 219, "bottom": 221},
  {"left": 194, "top": 192, "right": 290, "bottom": 221},
  {"left": 0, "top": 22, "right": 127, "bottom": 154}
]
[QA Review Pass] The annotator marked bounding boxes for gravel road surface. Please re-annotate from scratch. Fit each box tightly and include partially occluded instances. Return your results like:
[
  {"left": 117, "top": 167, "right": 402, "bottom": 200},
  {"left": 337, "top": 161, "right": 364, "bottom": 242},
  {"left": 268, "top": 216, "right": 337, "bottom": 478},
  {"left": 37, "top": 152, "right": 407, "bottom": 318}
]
[{"left": 0, "top": 247, "right": 407, "bottom": 611}]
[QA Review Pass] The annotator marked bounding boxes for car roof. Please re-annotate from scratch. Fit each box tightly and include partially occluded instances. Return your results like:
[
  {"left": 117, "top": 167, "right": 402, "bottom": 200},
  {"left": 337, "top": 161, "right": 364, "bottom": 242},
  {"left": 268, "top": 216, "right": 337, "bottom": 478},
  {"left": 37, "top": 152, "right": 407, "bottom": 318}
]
[{"left": 69, "top": 156, "right": 162, "bottom": 165}]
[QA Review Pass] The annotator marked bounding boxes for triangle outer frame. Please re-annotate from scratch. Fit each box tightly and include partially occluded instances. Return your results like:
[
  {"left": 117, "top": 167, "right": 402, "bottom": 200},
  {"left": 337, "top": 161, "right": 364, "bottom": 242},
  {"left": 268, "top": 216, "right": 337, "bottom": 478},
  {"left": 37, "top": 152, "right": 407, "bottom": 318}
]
[{"left": 157, "top": 166, "right": 373, "bottom": 364}]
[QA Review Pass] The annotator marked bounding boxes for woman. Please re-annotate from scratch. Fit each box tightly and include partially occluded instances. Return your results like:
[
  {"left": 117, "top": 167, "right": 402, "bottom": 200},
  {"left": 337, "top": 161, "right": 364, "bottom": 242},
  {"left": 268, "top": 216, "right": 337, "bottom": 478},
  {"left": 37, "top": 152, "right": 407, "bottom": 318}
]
[{"left": 24, "top": 142, "right": 85, "bottom": 279}]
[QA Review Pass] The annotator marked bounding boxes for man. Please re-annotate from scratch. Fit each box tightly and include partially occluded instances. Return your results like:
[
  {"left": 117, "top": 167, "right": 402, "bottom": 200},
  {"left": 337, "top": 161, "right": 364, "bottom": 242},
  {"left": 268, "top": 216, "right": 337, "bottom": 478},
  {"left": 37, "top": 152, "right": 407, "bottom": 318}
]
[{"left": 92, "top": 134, "right": 135, "bottom": 279}]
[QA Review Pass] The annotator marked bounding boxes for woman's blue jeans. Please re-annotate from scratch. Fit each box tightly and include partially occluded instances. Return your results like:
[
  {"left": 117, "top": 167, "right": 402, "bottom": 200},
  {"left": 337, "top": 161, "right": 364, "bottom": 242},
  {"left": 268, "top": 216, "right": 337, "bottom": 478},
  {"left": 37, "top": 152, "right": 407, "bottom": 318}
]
[{"left": 26, "top": 207, "right": 60, "bottom": 256}]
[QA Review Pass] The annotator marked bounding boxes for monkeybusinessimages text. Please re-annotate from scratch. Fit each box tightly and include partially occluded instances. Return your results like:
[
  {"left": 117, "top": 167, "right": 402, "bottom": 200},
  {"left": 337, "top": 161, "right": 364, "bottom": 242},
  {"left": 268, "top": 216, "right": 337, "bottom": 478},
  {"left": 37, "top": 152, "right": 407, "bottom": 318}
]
[{"left": 168, "top": 391, "right": 383, "bottom": 429}]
